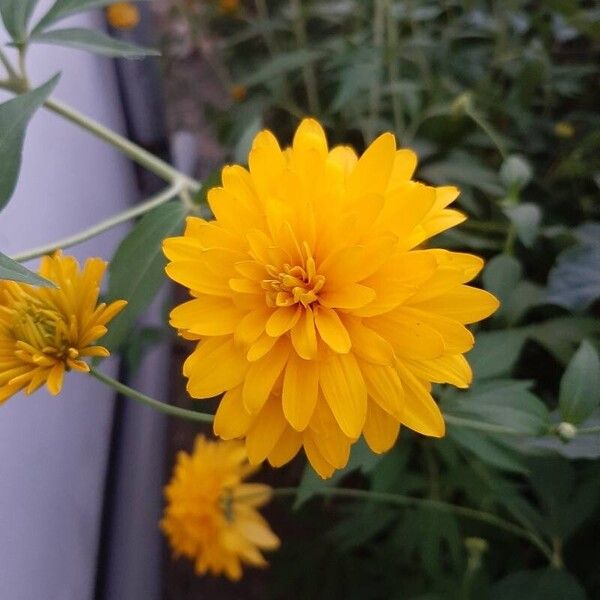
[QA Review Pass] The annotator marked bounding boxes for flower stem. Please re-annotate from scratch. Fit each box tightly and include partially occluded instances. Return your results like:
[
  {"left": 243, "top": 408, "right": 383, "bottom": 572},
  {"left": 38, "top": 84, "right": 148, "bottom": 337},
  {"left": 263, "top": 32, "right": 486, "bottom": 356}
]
[
  {"left": 270, "top": 486, "right": 554, "bottom": 563},
  {"left": 89, "top": 367, "right": 214, "bottom": 424},
  {"left": 366, "top": 0, "right": 386, "bottom": 142},
  {"left": 385, "top": 0, "right": 405, "bottom": 139},
  {"left": 43, "top": 98, "right": 200, "bottom": 189},
  {"left": 11, "top": 182, "right": 183, "bottom": 262},
  {"left": 0, "top": 46, "right": 18, "bottom": 80},
  {"left": 578, "top": 425, "right": 600, "bottom": 435}
]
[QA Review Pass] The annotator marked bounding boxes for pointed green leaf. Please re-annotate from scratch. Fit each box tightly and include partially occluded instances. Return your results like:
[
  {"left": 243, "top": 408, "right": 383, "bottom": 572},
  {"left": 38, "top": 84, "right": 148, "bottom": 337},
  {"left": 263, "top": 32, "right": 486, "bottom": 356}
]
[
  {"left": 101, "top": 200, "right": 187, "bottom": 352},
  {"left": 31, "top": 0, "right": 151, "bottom": 35},
  {"left": 0, "top": 74, "right": 60, "bottom": 211},
  {"left": 0, "top": 0, "right": 40, "bottom": 43},
  {"left": 559, "top": 340, "right": 600, "bottom": 425},
  {"left": 30, "top": 28, "right": 159, "bottom": 58},
  {"left": 0, "top": 251, "right": 55, "bottom": 287}
]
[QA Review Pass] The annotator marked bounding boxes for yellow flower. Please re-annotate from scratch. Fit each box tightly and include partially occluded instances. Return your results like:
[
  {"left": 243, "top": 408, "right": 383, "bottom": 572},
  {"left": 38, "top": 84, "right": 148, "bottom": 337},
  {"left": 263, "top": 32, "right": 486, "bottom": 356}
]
[
  {"left": 554, "top": 121, "right": 575, "bottom": 139},
  {"left": 106, "top": 2, "right": 140, "bottom": 30},
  {"left": 218, "top": 0, "right": 240, "bottom": 13},
  {"left": 163, "top": 119, "right": 499, "bottom": 478},
  {"left": 0, "top": 252, "right": 126, "bottom": 404},
  {"left": 230, "top": 84, "right": 247, "bottom": 102},
  {"left": 161, "top": 435, "right": 279, "bottom": 580}
]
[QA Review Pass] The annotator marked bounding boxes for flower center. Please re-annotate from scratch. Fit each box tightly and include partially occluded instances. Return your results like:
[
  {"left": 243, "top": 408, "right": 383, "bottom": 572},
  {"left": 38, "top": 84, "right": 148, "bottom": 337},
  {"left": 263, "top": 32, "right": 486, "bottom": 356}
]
[{"left": 262, "top": 257, "right": 325, "bottom": 308}]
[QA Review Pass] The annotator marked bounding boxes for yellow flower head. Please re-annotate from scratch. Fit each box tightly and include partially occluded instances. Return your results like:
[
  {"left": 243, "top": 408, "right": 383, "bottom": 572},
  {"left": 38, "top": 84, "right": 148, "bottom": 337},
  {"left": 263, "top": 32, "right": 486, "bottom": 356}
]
[
  {"left": 161, "top": 435, "right": 280, "bottom": 580},
  {"left": 163, "top": 119, "right": 499, "bottom": 478},
  {"left": 554, "top": 121, "right": 575, "bottom": 139},
  {"left": 0, "top": 252, "right": 126, "bottom": 404},
  {"left": 106, "top": 2, "right": 140, "bottom": 30}
]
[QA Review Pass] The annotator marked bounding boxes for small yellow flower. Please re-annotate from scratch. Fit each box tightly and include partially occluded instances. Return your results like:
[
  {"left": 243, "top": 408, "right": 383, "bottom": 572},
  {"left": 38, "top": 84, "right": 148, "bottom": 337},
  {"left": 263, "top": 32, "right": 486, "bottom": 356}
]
[
  {"left": 164, "top": 119, "right": 499, "bottom": 479},
  {"left": 218, "top": 0, "right": 240, "bottom": 13},
  {"left": 161, "top": 435, "right": 280, "bottom": 580},
  {"left": 230, "top": 84, "right": 247, "bottom": 102},
  {"left": 554, "top": 121, "right": 575, "bottom": 139},
  {"left": 106, "top": 2, "right": 141, "bottom": 30},
  {"left": 0, "top": 252, "right": 126, "bottom": 404}
]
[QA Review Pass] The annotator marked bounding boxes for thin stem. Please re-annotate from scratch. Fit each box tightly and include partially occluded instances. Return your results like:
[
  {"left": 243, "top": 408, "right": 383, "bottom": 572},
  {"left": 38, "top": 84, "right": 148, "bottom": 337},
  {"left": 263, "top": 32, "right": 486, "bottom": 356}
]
[
  {"left": 43, "top": 98, "right": 199, "bottom": 189},
  {"left": 0, "top": 46, "right": 18, "bottom": 80},
  {"left": 578, "top": 425, "right": 600, "bottom": 435},
  {"left": 290, "top": 0, "right": 320, "bottom": 115},
  {"left": 367, "top": 0, "right": 386, "bottom": 142},
  {"left": 465, "top": 106, "right": 507, "bottom": 159},
  {"left": 385, "top": 0, "right": 405, "bottom": 139},
  {"left": 89, "top": 367, "right": 214, "bottom": 424},
  {"left": 269, "top": 486, "right": 554, "bottom": 563},
  {"left": 462, "top": 220, "right": 509, "bottom": 234},
  {"left": 504, "top": 225, "right": 517, "bottom": 255},
  {"left": 11, "top": 183, "right": 183, "bottom": 262}
]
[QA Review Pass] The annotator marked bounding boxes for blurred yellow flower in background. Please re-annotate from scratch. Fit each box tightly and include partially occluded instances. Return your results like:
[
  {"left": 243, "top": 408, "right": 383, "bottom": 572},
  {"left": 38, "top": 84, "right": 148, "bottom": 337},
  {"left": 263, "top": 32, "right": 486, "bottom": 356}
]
[
  {"left": 161, "top": 435, "right": 279, "bottom": 580},
  {"left": 0, "top": 252, "right": 126, "bottom": 404},
  {"left": 106, "top": 2, "right": 140, "bottom": 30},
  {"left": 218, "top": 0, "right": 241, "bottom": 14},
  {"left": 554, "top": 121, "right": 575, "bottom": 139},
  {"left": 164, "top": 119, "right": 499, "bottom": 478},
  {"left": 230, "top": 84, "right": 247, "bottom": 102}
]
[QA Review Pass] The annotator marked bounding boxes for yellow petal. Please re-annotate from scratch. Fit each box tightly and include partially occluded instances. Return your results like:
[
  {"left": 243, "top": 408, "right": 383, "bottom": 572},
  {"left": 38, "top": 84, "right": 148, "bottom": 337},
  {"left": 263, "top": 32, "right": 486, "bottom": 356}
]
[
  {"left": 314, "top": 306, "right": 351, "bottom": 353},
  {"left": 234, "top": 307, "right": 270, "bottom": 345},
  {"left": 282, "top": 354, "right": 319, "bottom": 431},
  {"left": 320, "top": 352, "right": 367, "bottom": 438},
  {"left": 290, "top": 308, "right": 317, "bottom": 359},
  {"left": 360, "top": 361, "right": 403, "bottom": 420},
  {"left": 214, "top": 386, "right": 253, "bottom": 439},
  {"left": 46, "top": 363, "right": 64, "bottom": 395},
  {"left": 303, "top": 434, "right": 336, "bottom": 479},
  {"left": 236, "top": 513, "right": 281, "bottom": 550},
  {"left": 404, "top": 353, "right": 472, "bottom": 389},
  {"left": 242, "top": 339, "right": 289, "bottom": 414},
  {"left": 247, "top": 333, "right": 278, "bottom": 361},
  {"left": 170, "top": 297, "right": 243, "bottom": 336},
  {"left": 308, "top": 401, "right": 352, "bottom": 469},
  {"left": 265, "top": 305, "right": 301, "bottom": 337},
  {"left": 267, "top": 428, "right": 303, "bottom": 467},
  {"left": 319, "top": 283, "right": 376, "bottom": 310},
  {"left": 245, "top": 396, "right": 287, "bottom": 464},
  {"left": 363, "top": 400, "right": 400, "bottom": 453},
  {"left": 343, "top": 318, "right": 394, "bottom": 365},
  {"left": 386, "top": 148, "right": 418, "bottom": 190}
]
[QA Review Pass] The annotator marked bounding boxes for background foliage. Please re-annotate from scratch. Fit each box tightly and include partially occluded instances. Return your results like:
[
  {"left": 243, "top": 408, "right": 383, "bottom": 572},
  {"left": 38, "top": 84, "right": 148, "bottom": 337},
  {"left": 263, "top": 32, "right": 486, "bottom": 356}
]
[{"left": 157, "top": 1, "right": 600, "bottom": 598}]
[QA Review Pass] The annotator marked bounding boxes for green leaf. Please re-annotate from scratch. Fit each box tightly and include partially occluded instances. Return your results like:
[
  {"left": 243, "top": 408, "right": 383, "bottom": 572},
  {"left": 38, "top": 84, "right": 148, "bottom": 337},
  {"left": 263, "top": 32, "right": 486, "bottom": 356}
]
[
  {"left": 101, "top": 200, "right": 187, "bottom": 352},
  {"left": 233, "top": 116, "right": 262, "bottom": 165},
  {"left": 31, "top": 0, "right": 150, "bottom": 35},
  {"left": 0, "top": 251, "right": 55, "bottom": 287},
  {"left": 0, "top": 0, "right": 40, "bottom": 43},
  {"left": 483, "top": 254, "right": 522, "bottom": 316},
  {"left": 499, "top": 154, "right": 532, "bottom": 191},
  {"left": 559, "top": 340, "right": 600, "bottom": 425},
  {"left": 468, "top": 328, "right": 529, "bottom": 379},
  {"left": 490, "top": 568, "right": 586, "bottom": 600},
  {"left": 0, "top": 74, "right": 60, "bottom": 211},
  {"left": 241, "top": 49, "right": 324, "bottom": 87},
  {"left": 444, "top": 379, "right": 550, "bottom": 435},
  {"left": 503, "top": 203, "right": 542, "bottom": 247},
  {"left": 30, "top": 28, "right": 159, "bottom": 58}
]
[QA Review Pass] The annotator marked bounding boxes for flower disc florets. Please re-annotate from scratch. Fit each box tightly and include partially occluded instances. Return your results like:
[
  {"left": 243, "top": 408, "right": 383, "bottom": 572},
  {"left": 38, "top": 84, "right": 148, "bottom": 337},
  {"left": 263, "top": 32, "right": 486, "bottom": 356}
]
[{"left": 164, "top": 119, "right": 499, "bottom": 478}]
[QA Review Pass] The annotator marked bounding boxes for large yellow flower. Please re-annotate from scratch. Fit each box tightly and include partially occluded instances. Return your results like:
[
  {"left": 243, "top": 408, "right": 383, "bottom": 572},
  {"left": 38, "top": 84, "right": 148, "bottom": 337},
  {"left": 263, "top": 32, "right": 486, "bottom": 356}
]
[
  {"left": 0, "top": 252, "right": 126, "bottom": 403},
  {"left": 164, "top": 119, "right": 499, "bottom": 478},
  {"left": 161, "top": 435, "right": 280, "bottom": 580}
]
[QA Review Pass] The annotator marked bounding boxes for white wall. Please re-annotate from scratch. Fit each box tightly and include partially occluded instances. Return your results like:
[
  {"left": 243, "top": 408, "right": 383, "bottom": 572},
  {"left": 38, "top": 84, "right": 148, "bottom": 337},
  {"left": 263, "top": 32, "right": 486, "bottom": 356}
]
[{"left": 0, "top": 4, "right": 143, "bottom": 599}]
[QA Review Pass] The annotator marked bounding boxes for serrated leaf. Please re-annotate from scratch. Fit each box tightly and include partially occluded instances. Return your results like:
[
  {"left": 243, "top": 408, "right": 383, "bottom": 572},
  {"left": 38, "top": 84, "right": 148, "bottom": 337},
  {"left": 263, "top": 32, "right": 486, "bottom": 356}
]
[
  {"left": 559, "top": 340, "right": 600, "bottom": 425},
  {"left": 101, "top": 200, "right": 187, "bottom": 352},
  {"left": 0, "top": 0, "right": 40, "bottom": 43},
  {"left": 0, "top": 74, "right": 60, "bottom": 211},
  {"left": 503, "top": 203, "right": 541, "bottom": 247},
  {"left": 31, "top": 0, "right": 151, "bottom": 35},
  {"left": 0, "top": 251, "right": 55, "bottom": 287},
  {"left": 241, "top": 49, "right": 324, "bottom": 87},
  {"left": 30, "top": 28, "right": 159, "bottom": 58},
  {"left": 444, "top": 379, "right": 549, "bottom": 435}
]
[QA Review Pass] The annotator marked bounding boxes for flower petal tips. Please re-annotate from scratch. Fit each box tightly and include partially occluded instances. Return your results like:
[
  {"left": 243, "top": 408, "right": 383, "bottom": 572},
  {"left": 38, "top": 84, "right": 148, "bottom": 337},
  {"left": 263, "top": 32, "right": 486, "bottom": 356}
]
[{"left": 164, "top": 118, "right": 499, "bottom": 478}]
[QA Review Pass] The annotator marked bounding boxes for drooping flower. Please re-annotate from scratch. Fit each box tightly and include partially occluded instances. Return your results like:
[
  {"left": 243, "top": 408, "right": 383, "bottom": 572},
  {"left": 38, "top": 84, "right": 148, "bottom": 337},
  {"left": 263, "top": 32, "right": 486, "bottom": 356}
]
[
  {"left": 163, "top": 118, "right": 499, "bottom": 478},
  {"left": 0, "top": 252, "right": 126, "bottom": 404},
  {"left": 106, "top": 2, "right": 140, "bottom": 30},
  {"left": 161, "top": 435, "right": 280, "bottom": 580}
]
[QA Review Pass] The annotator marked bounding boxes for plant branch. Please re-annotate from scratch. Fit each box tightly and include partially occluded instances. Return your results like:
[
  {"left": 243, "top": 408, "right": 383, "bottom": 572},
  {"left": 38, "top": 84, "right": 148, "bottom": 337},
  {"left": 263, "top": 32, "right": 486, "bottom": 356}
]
[
  {"left": 0, "top": 46, "right": 18, "bottom": 80},
  {"left": 89, "top": 367, "right": 214, "bottom": 424},
  {"left": 269, "top": 486, "right": 554, "bottom": 563},
  {"left": 11, "top": 183, "right": 183, "bottom": 262},
  {"left": 385, "top": 0, "right": 405, "bottom": 138},
  {"left": 366, "top": 0, "right": 386, "bottom": 142}
]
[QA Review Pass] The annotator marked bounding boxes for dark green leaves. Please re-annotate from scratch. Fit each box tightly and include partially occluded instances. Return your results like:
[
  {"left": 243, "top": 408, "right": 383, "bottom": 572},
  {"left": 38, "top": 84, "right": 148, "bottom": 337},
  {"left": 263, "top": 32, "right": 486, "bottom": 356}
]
[
  {"left": 100, "top": 200, "right": 187, "bottom": 352},
  {"left": 559, "top": 341, "right": 600, "bottom": 425},
  {"left": 490, "top": 569, "right": 586, "bottom": 600},
  {"left": 240, "top": 49, "right": 324, "bottom": 87},
  {"left": 0, "top": 251, "right": 54, "bottom": 286},
  {"left": 0, "top": 74, "right": 60, "bottom": 211},
  {"left": 30, "top": 28, "right": 159, "bottom": 58},
  {"left": 0, "top": 0, "right": 40, "bottom": 43}
]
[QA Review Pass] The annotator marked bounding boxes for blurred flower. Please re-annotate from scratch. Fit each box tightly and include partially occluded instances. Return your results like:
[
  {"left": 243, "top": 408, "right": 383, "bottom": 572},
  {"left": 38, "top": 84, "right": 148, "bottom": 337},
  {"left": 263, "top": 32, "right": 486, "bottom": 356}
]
[
  {"left": 161, "top": 435, "right": 279, "bottom": 580},
  {"left": 0, "top": 252, "right": 126, "bottom": 404},
  {"left": 554, "top": 121, "right": 575, "bottom": 139},
  {"left": 164, "top": 118, "right": 499, "bottom": 478},
  {"left": 218, "top": 0, "right": 241, "bottom": 13},
  {"left": 230, "top": 84, "right": 247, "bottom": 102},
  {"left": 106, "top": 2, "right": 141, "bottom": 30}
]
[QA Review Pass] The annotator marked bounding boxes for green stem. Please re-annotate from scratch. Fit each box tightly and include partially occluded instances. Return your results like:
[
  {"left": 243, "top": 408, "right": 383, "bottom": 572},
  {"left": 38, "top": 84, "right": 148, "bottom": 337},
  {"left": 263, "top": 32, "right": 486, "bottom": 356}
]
[
  {"left": 290, "top": 0, "right": 320, "bottom": 115},
  {"left": 269, "top": 486, "right": 554, "bottom": 563},
  {"left": 385, "top": 0, "right": 405, "bottom": 139},
  {"left": 366, "top": 0, "right": 386, "bottom": 142},
  {"left": 504, "top": 225, "right": 517, "bottom": 255},
  {"left": 89, "top": 367, "right": 214, "bottom": 424},
  {"left": 11, "top": 183, "right": 183, "bottom": 262},
  {"left": 43, "top": 98, "right": 199, "bottom": 189},
  {"left": 465, "top": 105, "right": 507, "bottom": 159},
  {"left": 578, "top": 425, "right": 600, "bottom": 435},
  {"left": 0, "top": 46, "right": 18, "bottom": 80}
]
